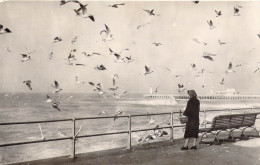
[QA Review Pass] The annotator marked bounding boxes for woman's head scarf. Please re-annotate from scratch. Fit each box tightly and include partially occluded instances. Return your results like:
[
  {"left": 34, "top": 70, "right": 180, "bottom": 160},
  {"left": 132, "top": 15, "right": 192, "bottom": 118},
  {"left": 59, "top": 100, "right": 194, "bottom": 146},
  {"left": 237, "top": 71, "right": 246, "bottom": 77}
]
[{"left": 187, "top": 90, "right": 197, "bottom": 97}]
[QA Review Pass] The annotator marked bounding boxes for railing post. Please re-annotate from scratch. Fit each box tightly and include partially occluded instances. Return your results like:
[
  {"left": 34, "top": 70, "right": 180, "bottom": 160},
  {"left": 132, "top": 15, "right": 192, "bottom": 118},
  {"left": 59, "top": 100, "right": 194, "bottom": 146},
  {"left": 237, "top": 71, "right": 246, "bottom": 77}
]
[
  {"left": 229, "top": 108, "right": 232, "bottom": 114},
  {"left": 127, "top": 115, "right": 132, "bottom": 150},
  {"left": 204, "top": 109, "right": 207, "bottom": 129},
  {"left": 70, "top": 117, "right": 76, "bottom": 159},
  {"left": 170, "top": 112, "right": 174, "bottom": 142}
]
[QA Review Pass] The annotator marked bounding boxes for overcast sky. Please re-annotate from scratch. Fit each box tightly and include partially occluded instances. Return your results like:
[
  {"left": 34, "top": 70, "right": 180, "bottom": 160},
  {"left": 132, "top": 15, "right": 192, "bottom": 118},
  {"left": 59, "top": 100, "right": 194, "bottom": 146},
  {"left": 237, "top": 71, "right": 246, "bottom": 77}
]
[{"left": 0, "top": 1, "right": 260, "bottom": 94}]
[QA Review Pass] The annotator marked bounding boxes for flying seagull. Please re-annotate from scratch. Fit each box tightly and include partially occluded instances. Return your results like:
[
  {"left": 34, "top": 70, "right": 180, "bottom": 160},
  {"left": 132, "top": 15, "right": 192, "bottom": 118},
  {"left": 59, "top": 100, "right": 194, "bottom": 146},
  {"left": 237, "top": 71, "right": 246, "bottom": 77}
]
[
  {"left": 52, "top": 102, "right": 61, "bottom": 111},
  {"left": 73, "top": 1, "right": 95, "bottom": 22},
  {"left": 215, "top": 10, "right": 222, "bottom": 17},
  {"left": 49, "top": 52, "right": 53, "bottom": 60},
  {"left": 218, "top": 39, "right": 226, "bottom": 45},
  {"left": 71, "top": 36, "right": 78, "bottom": 44},
  {"left": 225, "top": 62, "right": 235, "bottom": 74},
  {"left": 100, "top": 24, "right": 114, "bottom": 42},
  {"left": 220, "top": 78, "right": 224, "bottom": 85},
  {"left": 21, "top": 54, "right": 32, "bottom": 62},
  {"left": 82, "top": 52, "right": 102, "bottom": 57},
  {"left": 113, "top": 91, "right": 128, "bottom": 100},
  {"left": 23, "top": 80, "right": 32, "bottom": 90},
  {"left": 0, "top": 24, "right": 11, "bottom": 34},
  {"left": 125, "top": 55, "right": 134, "bottom": 63},
  {"left": 207, "top": 20, "right": 215, "bottom": 29},
  {"left": 51, "top": 80, "right": 63, "bottom": 94},
  {"left": 152, "top": 42, "right": 162, "bottom": 46},
  {"left": 192, "top": 38, "right": 201, "bottom": 44},
  {"left": 257, "top": 34, "right": 260, "bottom": 38},
  {"left": 108, "top": 3, "right": 125, "bottom": 8},
  {"left": 46, "top": 95, "right": 54, "bottom": 103},
  {"left": 144, "top": 65, "right": 154, "bottom": 76},
  {"left": 178, "top": 84, "right": 185, "bottom": 93},
  {"left": 94, "top": 64, "right": 107, "bottom": 71},
  {"left": 137, "top": 22, "right": 151, "bottom": 30},
  {"left": 143, "top": 9, "right": 155, "bottom": 16},
  {"left": 53, "top": 37, "right": 62, "bottom": 43},
  {"left": 60, "top": 0, "right": 70, "bottom": 5},
  {"left": 234, "top": 7, "right": 240, "bottom": 16},
  {"left": 193, "top": 1, "right": 199, "bottom": 4}
]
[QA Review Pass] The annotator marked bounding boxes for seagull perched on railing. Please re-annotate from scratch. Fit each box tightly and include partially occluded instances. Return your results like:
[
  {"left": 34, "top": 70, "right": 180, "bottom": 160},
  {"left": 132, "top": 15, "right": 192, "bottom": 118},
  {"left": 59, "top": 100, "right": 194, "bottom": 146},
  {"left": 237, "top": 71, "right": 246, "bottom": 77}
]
[
  {"left": 51, "top": 80, "right": 63, "bottom": 94},
  {"left": 23, "top": 80, "right": 32, "bottom": 90},
  {"left": 0, "top": 24, "right": 11, "bottom": 34},
  {"left": 100, "top": 24, "right": 114, "bottom": 42}
]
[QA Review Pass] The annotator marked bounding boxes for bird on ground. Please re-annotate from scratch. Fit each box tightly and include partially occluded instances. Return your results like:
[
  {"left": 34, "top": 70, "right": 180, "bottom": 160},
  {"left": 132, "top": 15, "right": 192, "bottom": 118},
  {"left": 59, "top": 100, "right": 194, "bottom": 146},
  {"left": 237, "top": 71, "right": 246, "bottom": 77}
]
[
  {"left": 207, "top": 20, "right": 215, "bottom": 29},
  {"left": 113, "top": 91, "right": 127, "bottom": 100},
  {"left": 23, "top": 80, "right": 32, "bottom": 90},
  {"left": 225, "top": 62, "right": 235, "bottom": 74},
  {"left": 100, "top": 24, "right": 114, "bottom": 42},
  {"left": 215, "top": 10, "right": 222, "bottom": 17},
  {"left": 51, "top": 80, "right": 63, "bottom": 94},
  {"left": 71, "top": 36, "right": 78, "bottom": 44},
  {"left": 75, "top": 76, "right": 85, "bottom": 84},
  {"left": 178, "top": 84, "right": 185, "bottom": 93},
  {"left": 143, "top": 9, "right": 156, "bottom": 16},
  {"left": 144, "top": 65, "right": 154, "bottom": 76},
  {"left": 220, "top": 78, "right": 224, "bottom": 85},
  {"left": 52, "top": 102, "right": 61, "bottom": 111},
  {"left": 152, "top": 42, "right": 162, "bottom": 46},
  {"left": 0, "top": 24, "right": 11, "bottom": 34},
  {"left": 53, "top": 37, "right": 62, "bottom": 43},
  {"left": 234, "top": 7, "right": 240, "bottom": 16},
  {"left": 108, "top": 3, "right": 125, "bottom": 8},
  {"left": 218, "top": 40, "right": 226, "bottom": 45},
  {"left": 94, "top": 64, "right": 106, "bottom": 71},
  {"left": 82, "top": 52, "right": 102, "bottom": 57},
  {"left": 73, "top": 1, "right": 95, "bottom": 22}
]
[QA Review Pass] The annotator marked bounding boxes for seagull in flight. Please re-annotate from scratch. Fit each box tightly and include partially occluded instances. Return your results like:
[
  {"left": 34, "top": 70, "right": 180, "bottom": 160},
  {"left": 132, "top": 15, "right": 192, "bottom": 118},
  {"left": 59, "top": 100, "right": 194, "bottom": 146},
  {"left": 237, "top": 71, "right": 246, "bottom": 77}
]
[
  {"left": 234, "top": 7, "right": 240, "bottom": 16},
  {"left": 21, "top": 54, "right": 32, "bottom": 62},
  {"left": 0, "top": 24, "right": 11, "bottom": 34},
  {"left": 152, "top": 42, "right": 162, "bottom": 46},
  {"left": 73, "top": 1, "right": 95, "bottom": 22},
  {"left": 108, "top": 3, "right": 125, "bottom": 8},
  {"left": 225, "top": 62, "right": 235, "bottom": 74},
  {"left": 94, "top": 64, "right": 107, "bottom": 71},
  {"left": 113, "top": 91, "right": 128, "bottom": 100},
  {"left": 114, "top": 106, "right": 124, "bottom": 121},
  {"left": 125, "top": 55, "right": 134, "bottom": 63},
  {"left": 207, "top": 20, "right": 215, "bottom": 29},
  {"left": 191, "top": 63, "right": 196, "bottom": 70},
  {"left": 143, "top": 9, "right": 156, "bottom": 16},
  {"left": 71, "top": 36, "right": 78, "bottom": 44},
  {"left": 82, "top": 52, "right": 102, "bottom": 57},
  {"left": 178, "top": 84, "right": 185, "bottom": 93},
  {"left": 23, "top": 80, "right": 32, "bottom": 90},
  {"left": 108, "top": 78, "right": 118, "bottom": 92},
  {"left": 137, "top": 22, "right": 151, "bottom": 30},
  {"left": 155, "top": 86, "right": 159, "bottom": 93},
  {"left": 75, "top": 76, "right": 85, "bottom": 84},
  {"left": 100, "top": 24, "right": 114, "bottom": 42},
  {"left": 60, "top": 0, "right": 70, "bottom": 5},
  {"left": 220, "top": 78, "right": 224, "bottom": 85},
  {"left": 51, "top": 80, "right": 63, "bottom": 94},
  {"left": 257, "top": 34, "right": 260, "bottom": 38},
  {"left": 53, "top": 37, "right": 62, "bottom": 43},
  {"left": 109, "top": 48, "right": 129, "bottom": 63},
  {"left": 215, "top": 10, "right": 222, "bottom": 17},
  {"left": 192, "top": 38, "right": 201, "bottom": 44},
  {"left": 49, "top": 52, "right": 53, "bottom": 60},
  {"left": 144, "top": 65, "right": 154, "bottom": 76},
  {"left": 193, "top": 1, "right": 199, "bottom": 4},
  {"left": 46, "top": 95, "right": 55, "bottom": 103},
  {"left": 218, "top": 39, "right": 226, "bottom": 45},
  {"left": 52, "top": 102, "right": 61, "bottom": 111}
]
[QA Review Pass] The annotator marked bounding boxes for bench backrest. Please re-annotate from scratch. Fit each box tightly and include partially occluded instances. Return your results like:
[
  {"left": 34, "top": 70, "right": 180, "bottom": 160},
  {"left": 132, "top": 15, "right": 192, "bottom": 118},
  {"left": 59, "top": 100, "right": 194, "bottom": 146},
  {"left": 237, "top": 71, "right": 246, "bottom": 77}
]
[{"left": 210, "top": 113, "right": 259, "bottom": 130}]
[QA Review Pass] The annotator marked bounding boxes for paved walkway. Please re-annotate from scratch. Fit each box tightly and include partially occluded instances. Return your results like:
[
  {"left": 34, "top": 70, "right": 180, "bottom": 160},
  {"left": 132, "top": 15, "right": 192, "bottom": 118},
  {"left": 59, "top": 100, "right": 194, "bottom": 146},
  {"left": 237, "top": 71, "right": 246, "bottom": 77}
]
[{"left": 13, "top": 137, "right": 260, "bottom": 165}]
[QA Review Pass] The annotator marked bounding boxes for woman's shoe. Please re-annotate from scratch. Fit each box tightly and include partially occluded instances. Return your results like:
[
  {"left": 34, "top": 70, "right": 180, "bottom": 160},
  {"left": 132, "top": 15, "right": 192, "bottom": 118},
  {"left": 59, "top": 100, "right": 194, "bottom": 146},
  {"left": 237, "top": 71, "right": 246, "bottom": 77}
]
[
  {"left": 190, "top": 145, "right": 197, "bottom": 150},
  {"left": 180, "top": 146, "right": 188, "bottom": 150}
]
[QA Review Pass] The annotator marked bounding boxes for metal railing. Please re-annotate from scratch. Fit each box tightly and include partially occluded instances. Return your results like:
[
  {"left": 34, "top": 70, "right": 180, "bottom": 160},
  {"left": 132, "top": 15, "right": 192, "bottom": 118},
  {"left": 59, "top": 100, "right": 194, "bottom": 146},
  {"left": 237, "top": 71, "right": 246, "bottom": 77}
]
[{"left": 0, "top": 107, "right": 260, "bottom": 159}]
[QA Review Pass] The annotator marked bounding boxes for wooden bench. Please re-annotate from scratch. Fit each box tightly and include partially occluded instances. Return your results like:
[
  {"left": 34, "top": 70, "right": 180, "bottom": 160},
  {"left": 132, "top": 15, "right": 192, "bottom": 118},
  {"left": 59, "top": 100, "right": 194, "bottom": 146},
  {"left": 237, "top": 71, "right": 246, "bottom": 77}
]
[{"left": 199, "top": 112, "right": 260, "bottom": 144}]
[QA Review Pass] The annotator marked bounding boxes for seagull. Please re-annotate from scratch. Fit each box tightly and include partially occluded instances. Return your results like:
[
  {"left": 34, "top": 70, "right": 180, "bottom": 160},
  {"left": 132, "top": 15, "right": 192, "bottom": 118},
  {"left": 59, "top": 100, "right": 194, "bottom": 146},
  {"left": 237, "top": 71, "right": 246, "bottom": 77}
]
[
  {"left": 94, "top": 64, "right": 106, "bottom": 71},
  {"left": 218, "top": 39, "right": 226, "bottom": 45},
  {"left": 52, "top": 102, "right": 61, "bottom": 111},
  {"left": 234, "top": 7, "right": 240, "bottom": 16},
  {"left": 152, "top": 42, "right": 162, "bottom": 46},
  {"left": 254, "top": 68, "right": 260, "bottom": 74},
  {"left": 114, "top": 106, "right": 124, "bottom": 121},
  {"left": 75, "top": 76, "right": 85, "bottom": 84},
  {"left": 257, "top": 34, "right": 260, "bottom": 38},
  {"left": 23, "top": 80, "right": 32, "bottom": 90},
  {"left": 108, "top": 78, "right": 118, "bottom": 92},
  {"left": 225, "top": 62, "right": 235, "bottom": 74},
  {"left": 165, "top": 68, "right": 173, "bottom": 72},
  {"left": 207, "top": 20, "right": 215, "bottom": 29},
  {"left": 82, "top": 52, "right": 102, "bottom": 57},
  {"left": 60, "top": 0, "right": 70, "bottom": 5},
  {"left": 67, "top": 96, "right": 74, "bottom": 100},
  {"left": 220, "top": 78, "right": 224, "bottom": 85},
  {"left": 171, "top": 74, "right": 182, "bottom": 78},
  {"left": 98, "top": 110, "right": 107, "bottom": 115},
  {"left": 46, "top": 95, "right": 54, "bottom": 103},
  {"left": 215, "top": 10, "right": 222, "bottom": 17},
  {"left": 113, "top": 91, "right": 128, "bottom": 100},
  {"left": 147, "top": 116, "right": 156, "bottom": 125},
  {"left": 109, "top": 48, "right": 129, "bottom": 63},
  {"left": 191, "top": 63, "right": 196, "bottom": 70},
  {"left": 67, "top": 53, "right": 77, "bottom": 63},
  {"left": 51, "top": 80, "right": 63, "bottom": 94},
  {"left": 203, "top": 52, "right": 216, "bottom": 57},
  {"left": 178, "top": 84, "right": 185, "bottom": 93},
  {"left": 137, "top": 22, "right": 151, "bottom": 30},
  {"left": 21, "top": 54, "right": 32, "bottom": 62},
  {"left": 0, "top": 24, "right": 11, "bottom": 34},
  {"left": 111, "top": 74, "right": 119, "bottom": 79},
  {"left": 125, "top": 55, "right": 134, "bottom": 63},
  {"left": 193, "top": 1, "right": 199, "bottom": 4},
  {"left": 53, "top": 37, "right": 62, "bottom": 43},
  {"left": 48, "top": 52, "right": 53, "bottom": 60},
  {"left": 155, "top": 86, "right": 159, "bottom": 93},
  {"left": 108, "top": 3, "right": 125, "bottom": 8},
  {"left": 203, "top": 42, "right": 207, "bottom": 46},
  {"left": 202, "top": 55, "right": 214, "bottom": 61},
  {"left": 71, "top": 36, "right": 78, "bottom": 44},
  {"left": 143, "top": 9, "right": 155, "bottom": 16},
  {"left": 144, "top": 65, "right": 154, "bottom": 76},
  {"left": 100, "top": 24, "right": 114, "bottom": 42},
  {"left": 73, "top": 1, "right": 95, "bottom": 22}
]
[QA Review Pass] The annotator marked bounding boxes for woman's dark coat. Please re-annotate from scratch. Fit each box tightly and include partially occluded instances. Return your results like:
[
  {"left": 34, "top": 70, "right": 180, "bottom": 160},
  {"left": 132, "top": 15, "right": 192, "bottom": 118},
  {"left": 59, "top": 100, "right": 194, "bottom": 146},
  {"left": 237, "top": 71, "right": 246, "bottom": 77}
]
[{"left": 183, "top": 96, "right": 200, "bottom": 138}]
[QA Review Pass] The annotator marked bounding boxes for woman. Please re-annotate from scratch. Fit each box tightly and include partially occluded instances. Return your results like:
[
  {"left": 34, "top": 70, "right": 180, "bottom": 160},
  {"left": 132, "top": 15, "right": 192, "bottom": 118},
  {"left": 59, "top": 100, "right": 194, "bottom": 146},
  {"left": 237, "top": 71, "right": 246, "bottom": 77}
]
[{"left": 181, "top": 90, "right": 200, "bottom": 150}]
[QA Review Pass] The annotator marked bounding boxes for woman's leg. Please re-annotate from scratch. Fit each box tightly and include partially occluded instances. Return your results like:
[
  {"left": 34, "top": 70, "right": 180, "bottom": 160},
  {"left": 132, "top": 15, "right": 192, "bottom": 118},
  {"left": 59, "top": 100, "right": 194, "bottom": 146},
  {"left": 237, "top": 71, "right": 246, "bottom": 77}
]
[
  {"left": 192, "top": 138, "right": 197, "bottom": 146},
  {"left": 184, "top": 138, "right": 189, "bottom": 147}
]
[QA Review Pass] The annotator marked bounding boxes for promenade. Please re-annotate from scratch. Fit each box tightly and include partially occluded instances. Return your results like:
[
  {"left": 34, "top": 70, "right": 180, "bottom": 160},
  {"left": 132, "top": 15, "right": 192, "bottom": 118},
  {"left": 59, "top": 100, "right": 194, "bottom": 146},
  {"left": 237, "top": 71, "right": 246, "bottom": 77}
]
[{"left": 14, "top": 137, "right": 260, "bottom": 165}]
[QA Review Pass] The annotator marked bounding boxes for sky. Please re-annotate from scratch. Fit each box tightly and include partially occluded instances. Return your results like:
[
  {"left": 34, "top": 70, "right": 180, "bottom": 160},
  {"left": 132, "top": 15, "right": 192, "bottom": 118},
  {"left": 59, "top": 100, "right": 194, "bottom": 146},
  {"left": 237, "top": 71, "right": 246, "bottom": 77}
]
[{"left": 0, "top": 1, "right": 260, "bottom": 94}]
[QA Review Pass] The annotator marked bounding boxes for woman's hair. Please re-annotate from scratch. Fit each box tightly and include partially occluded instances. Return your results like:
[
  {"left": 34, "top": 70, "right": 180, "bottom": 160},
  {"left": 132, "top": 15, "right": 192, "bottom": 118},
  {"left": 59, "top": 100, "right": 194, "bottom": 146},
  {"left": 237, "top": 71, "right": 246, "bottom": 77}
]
[{"left": 187, "top": 90, "right": 197, "bottom": 97}]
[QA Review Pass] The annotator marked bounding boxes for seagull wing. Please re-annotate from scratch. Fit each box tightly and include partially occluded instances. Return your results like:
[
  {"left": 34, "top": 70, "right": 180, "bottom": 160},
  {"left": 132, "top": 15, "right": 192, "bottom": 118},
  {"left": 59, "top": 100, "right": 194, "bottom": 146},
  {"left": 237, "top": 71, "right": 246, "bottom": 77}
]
[
  {"left": 88, "top": 16, "right": 95, "bottom": 22},
  {"left": 114, "top": 53, "right": 121, "bottom": 60},
  {"left": 228, "top": 62, "right": 232, "bottom": 70},
  {"left": 145, "top": 65, "right": 150, "bottom": 72},
  {"left": 21, "top": 54, "right": 28, "bottom": 58},
  {"left": 54, "top": 80, "right": 59, "bottom": 89},
  {"left": 88, "top": 82, "right": 95, "bottom": 86},
  {"left": 143, "top": 9, "right": 151, "bottom": 14},
  {"left": 0, "top": 24, "right": 3, "bottom": 30},
  {"left": 104, "top": 24, "right": 110, "bottom": 34},
  {"left": 113, "top": 78, "right": 116, "bottom": 86},
  {"left": 26, "top": 83, "right": 32, "bottom": 90}
]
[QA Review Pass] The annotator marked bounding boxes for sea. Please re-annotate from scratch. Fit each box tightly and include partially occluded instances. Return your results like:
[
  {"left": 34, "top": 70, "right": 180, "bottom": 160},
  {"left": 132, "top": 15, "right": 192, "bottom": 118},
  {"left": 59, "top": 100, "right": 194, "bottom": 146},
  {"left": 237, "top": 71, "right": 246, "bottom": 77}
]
[{"left": 0, "top": 93, "right": 260, "bottom": 164}]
